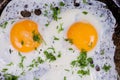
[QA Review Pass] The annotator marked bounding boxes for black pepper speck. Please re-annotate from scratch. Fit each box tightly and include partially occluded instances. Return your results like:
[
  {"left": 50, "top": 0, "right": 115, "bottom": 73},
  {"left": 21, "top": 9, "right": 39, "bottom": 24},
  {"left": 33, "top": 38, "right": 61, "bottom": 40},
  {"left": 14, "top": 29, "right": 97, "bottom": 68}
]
[
  {"left": 95, "top": 65, "right": 100, "bottom": 71},
  {"left": 21, "top": 10, "right": 31, "bottom": 17},
  {"left": 34, "top": 9, "right": 42, "bottom": 16}
]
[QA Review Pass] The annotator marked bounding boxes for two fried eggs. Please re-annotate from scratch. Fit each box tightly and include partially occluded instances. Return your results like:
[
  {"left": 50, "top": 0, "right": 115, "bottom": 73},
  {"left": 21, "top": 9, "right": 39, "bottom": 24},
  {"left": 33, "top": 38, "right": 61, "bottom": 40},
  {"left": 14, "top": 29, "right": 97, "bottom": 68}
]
[{"left": 0, "top": 0, "right": 118, "bottom": 80}]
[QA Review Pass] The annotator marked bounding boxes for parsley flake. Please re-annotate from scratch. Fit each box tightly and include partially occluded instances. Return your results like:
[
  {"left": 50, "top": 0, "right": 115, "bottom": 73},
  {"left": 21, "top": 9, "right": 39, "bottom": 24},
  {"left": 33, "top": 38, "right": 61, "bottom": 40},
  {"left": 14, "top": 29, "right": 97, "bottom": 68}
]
[
  {"left": 3, "top": 74, "right": 19, "bottom": 80},
  {"left": 77, "top": 69, "right": 90, "bottom": 75},
  {"left": 50, "top": 5, "right": 61, "bottom": 21},
  {"left": 44, "top": 51, "right": 56, "bottom": 62},
  {"left": 59, "top": 2, "right": 65, "bottom": 6},
  {"left": 64, "top": 76, "right": 67, "bottom": 80},
  {"left": 0, "top": 21, "right": 8, "bottom": 29},
  {"left": 54, "top": 36, "right": 59, "bottom": 40},
  {"left": 82, "top": 11, "right": 88, "bottom": 15},
  {"left": 102, "top": 64, "right": 111, "bottom": 72}
]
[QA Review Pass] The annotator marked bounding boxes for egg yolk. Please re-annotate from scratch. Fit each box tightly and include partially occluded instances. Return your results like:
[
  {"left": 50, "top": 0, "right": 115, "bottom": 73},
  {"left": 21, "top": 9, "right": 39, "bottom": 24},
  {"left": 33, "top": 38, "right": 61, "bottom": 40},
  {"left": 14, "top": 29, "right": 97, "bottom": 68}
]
[
  {"left": 10, "top": 20, "right": 42, "bottom": 53},
  {"left": 67, "top": 22, "right": 98, "bottom": 51}
]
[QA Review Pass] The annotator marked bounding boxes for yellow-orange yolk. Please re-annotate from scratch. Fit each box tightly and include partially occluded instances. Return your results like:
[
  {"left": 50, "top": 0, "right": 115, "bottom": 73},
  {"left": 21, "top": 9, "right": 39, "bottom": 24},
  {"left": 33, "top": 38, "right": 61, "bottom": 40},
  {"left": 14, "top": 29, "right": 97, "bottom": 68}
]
[
  {"left": 67, "top": 22, "right": 98, "bottom": 51},
  {"left": 10, "top": 20, "right": 42, "bottom": 53}
]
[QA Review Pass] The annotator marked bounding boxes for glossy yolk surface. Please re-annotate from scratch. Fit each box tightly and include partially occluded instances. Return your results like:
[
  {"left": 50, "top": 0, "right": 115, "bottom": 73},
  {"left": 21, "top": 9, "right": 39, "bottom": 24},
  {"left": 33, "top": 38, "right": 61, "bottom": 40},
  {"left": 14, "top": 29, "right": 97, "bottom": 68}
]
[
  {"left": 10, "top": 20, "right": 42, "bottom": 53},
  {"left": 67, "top": 22, "right": 98, "bottom": 51}
]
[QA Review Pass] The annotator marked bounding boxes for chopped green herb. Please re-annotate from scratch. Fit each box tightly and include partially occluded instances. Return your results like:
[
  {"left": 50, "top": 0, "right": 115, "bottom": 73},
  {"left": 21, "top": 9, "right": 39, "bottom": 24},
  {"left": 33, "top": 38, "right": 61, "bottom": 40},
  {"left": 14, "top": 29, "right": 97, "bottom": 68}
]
[
  {"left": 7, "top": 62, "right": 14, "bottom": 66},
  {"left": 57, "top": 23, "right": 64, "bottom": 33},
  {"left": 3, "top": 73, "right": 19, "bottom": 80},
  {"left": 0, "top": 21, "right": 8, "bottom": 29},
  {"left": 45, "top": 4, "right": 48, "bottom": 6},
  {"left": 71, "top": 60, "right": 77, "bottom": 67},
  {"left": 34, "top": 77, "right": 39, "bottom": 80},
  {"left": 2, "top": 68, "right": 8, "bottom": 72},
  {"left": 47, "top": 46, "right": 56, "bottom": 53},
  {"left": 64, "top": 69, "right": 70, "bottom": 72},
  {"left": 102, "top": 64, "right": 111, "bottom": 72},
  {"left": 87, "top": 58, "right": 93, "bottom": 64},
  {"left": 44, "top": 10, "right": 48, "bottom": 17},
  {"left": 50, "top": 5, "right": 61, "bottom": 21},
  {"left": 28, "top": 57, "right": 44, "bottom": 70},
  {"left": 68, "top": 48, "right": 73, "bottom": 50},
  {"left": 90, "top": 64, "right": 94, "bottom": 68},
  {"left": 64, "top": 76, "right": 67, "bottom": 80},
  {"left": 20, "top": 71, "right": 25, "bottom": 75},
  {"left": 54, "top": 36, "right": 59, "bottom": 40},
  {"left": 77, "top": 69, "right": 90, "bottom": 75},
  {"left": 45, "top": 21, "right": 50, "bottom": 27},
  {"left": 83, "top": 0, "right": 87, "bottom": 3},
  {"left": 37, "top": 57, "right": 44, "bottom": 64},
  {"left": 57, "top": 51, "right": 62, "bottom": 58},
  {"left": 76, "top": 51, "right": 88, "bottom": 68},
  {"left": 100, "top": 49, "right": 105, "bottom": 55},
  {"left": 18, "top": 52, "right": 26, "bottom": 69},
  {"left": 64, "top": 38, "right": 73, "bottom": 44},
  {"left": 59, "top": 2, "right": 65, "bottom": 6},
  {"left": 33, "top": 34, "right": 41, "bottom": 43},
  {"left": 44, "top": 51, "right": 56, "bottom": 62},
  {"left": 82, "top": 11, "right": 88, "bottom": 15},
  {"left": 71, "top": 50, "right": 94, "bottom": 76},
  {"left": 21, "top": 40, "right": 24, "bottom": 45}
]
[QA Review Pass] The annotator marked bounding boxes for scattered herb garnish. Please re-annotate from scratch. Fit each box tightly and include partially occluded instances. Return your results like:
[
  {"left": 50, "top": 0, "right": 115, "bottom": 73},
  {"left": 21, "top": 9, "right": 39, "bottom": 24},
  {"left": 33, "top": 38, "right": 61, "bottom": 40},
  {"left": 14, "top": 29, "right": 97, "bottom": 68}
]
[
  {"left": 2, "top": 68, "right": 8, "bottom": 72},
  {"left": 34, "top": 77, "right": 39, "bottom": 80},
  {"left": 50, "top": 4, "right": 61, "bottom": 21},
  {"left": 20, "top": 70, "right": 26, "bottom": 76},
  {"left": 69, "top": 48, "right": 73, "bottom": 51},
  {"left": 45, "top": 4, "right": 48, "bottom": 6},
  {"left": 68, "top": 48, "right": 75, "bottom": 53},
  {"left": 44, "top": 10, "right": 48, "bottom": 17},
  {"left": 100, "top": 49, "right": 105, "bottom": 55},
  {"left": 44, "top": 51, "right": 56, "bottom": 62},
  {"left": 70, "top": 50, "right": 94, "bottom": 76},
  {"left": 0, "top": 21, "right": 8, "bottom": 29},
  {"left": 59, "top": 2, "right": 65, "bottom": 6},
  {"left": 28, "top": 57, "right": 44, "bottom": 71},
  {"left": 77, "top": 69, "right": 90, "bottom": 75},
  {"left": 102, "top": 64, "right": 111, "bottom": 72},
  {"left": 82, "top": 11, "right": 88, "bottom": 15},
  {"left": 32, "top": 31, "right": 41, "bottom": 43},
  {"left": 56, "top": 23, "right": 64, "bottom": 33},
  {"left": 57, "top": 51, "right": 62, "bottom": 58},
  {"left": 83, "top": 0, "right": 87, "bottom": 3},
  {"left": 64, "top": 76, "right": 67, "bottom": 80},
  {"left": 64, "top": 69, "right": 70, "bottom": 72},
  {"left": 7, "top": 62, "right": 14, "bottom": 66},
  {"left": 3, "top": 73, "right": 19, "bottom": 80},
  {"left": 47, "top": 46, "right": 56, "bottom": 53},
  {"left": 64, "top": 38, "right": 73, "bottom": 44},
  {"left": 18, "top": 52, "right": 26, "bottom": 69},
  {"left": 45, "top": 21, "right": 50, "bottom": 27},
  {"left": 54, "top": 36, "right": 59, "bottom": 40}
]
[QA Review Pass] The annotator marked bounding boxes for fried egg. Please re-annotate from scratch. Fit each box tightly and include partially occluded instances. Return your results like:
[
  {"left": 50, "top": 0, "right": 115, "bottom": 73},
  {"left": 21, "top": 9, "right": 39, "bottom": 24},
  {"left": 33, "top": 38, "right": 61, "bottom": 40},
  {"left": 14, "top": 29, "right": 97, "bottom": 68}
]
[{"left": 0, "top": 0, "right": 118, "bottom": 80}]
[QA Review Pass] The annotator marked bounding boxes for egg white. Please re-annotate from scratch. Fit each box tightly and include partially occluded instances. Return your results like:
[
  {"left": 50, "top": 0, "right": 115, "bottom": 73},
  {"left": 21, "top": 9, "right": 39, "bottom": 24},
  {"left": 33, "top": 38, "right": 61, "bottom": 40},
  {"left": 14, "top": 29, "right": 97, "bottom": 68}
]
[{"left": 0, "top": 0, "right": 117, "bottom": 80}]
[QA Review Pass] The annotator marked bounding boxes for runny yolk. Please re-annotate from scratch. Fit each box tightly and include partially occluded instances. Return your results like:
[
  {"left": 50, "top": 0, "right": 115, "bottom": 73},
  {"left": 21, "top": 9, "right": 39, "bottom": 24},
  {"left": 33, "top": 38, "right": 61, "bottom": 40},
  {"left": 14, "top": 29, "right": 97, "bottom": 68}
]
[
  {"left": 67, "top": 22, "right": 98, "bottom": 51},
  {"left": 10, "top": 20, "right": 42, "bottom": 53}
]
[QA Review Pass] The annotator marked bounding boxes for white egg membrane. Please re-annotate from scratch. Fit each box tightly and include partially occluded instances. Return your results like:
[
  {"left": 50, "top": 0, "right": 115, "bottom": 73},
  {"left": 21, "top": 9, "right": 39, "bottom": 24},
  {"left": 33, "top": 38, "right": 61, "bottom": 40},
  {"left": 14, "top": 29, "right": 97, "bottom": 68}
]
[{"left": 0, "top": 0, "right": 117, "bottom": 80}]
